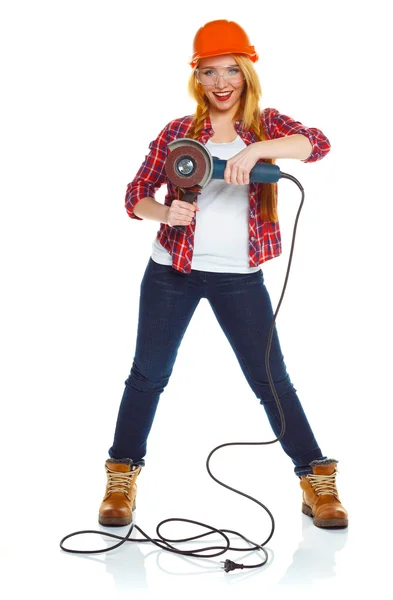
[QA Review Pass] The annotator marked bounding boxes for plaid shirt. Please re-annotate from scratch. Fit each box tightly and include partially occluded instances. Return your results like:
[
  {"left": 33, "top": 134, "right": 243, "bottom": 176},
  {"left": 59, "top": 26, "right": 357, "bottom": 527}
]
[{"left": 125, "top": 108, "right": 331, "bottom": 274}]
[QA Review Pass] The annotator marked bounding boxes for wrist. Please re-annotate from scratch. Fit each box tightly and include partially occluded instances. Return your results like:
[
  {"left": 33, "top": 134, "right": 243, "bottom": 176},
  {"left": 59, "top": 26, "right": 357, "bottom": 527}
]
[{"left": 254, "top": 141, "right": 266, "bottom": 159}]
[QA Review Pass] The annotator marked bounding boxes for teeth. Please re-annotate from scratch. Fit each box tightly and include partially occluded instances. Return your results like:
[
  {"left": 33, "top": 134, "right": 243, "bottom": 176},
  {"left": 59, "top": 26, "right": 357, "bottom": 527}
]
[{"left": 215, "top": 92, "right": 231, "bottom": 96}]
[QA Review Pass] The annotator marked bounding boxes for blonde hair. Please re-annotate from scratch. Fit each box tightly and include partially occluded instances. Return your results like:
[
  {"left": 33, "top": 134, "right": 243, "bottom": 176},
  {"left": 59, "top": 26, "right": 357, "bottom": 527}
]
[{"left": 186, "top": 54, "right": 278, "bottom": 222}]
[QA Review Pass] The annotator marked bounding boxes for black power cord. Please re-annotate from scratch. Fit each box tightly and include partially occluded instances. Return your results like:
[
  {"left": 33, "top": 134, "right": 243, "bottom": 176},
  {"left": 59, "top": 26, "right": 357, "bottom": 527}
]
[{"left": 60, "top": 172, "right": 304, "bottom": 573}]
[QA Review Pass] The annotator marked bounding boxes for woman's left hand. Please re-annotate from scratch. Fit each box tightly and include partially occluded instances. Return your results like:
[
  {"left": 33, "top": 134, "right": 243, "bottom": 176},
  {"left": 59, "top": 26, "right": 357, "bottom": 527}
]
[{"left": 223, "top": 143, "right": 261, "bottom": 185}]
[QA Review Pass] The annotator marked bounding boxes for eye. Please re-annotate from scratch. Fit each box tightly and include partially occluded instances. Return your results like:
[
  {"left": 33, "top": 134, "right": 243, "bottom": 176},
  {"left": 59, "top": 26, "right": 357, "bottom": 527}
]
[
  {"left": 228, "top": 68, "right": 240, "bottom": 75},
  {"left": 202, "top": 69, "right": 215, "bottom": 76}
]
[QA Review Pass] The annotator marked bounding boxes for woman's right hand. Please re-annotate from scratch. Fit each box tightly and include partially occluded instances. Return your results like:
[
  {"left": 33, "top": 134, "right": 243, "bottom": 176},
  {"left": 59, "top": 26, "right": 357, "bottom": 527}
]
[{"left": 167, "top": 200, "right": 200, "bottom": 228}]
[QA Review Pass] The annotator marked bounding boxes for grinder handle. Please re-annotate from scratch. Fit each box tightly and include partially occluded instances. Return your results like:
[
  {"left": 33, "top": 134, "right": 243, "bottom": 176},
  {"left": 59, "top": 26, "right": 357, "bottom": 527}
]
[
  {"left": 172, "top": 189, "right": 199, "bottom": 232},
  {"left": 212, "top": 157, "right": 281, "bottom": 183}
]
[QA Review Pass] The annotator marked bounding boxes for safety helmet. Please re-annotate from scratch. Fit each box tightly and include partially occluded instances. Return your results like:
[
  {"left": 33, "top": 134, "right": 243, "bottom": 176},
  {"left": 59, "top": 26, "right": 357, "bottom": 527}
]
[{"left": 189, "top": 20, "right": 258, "bottom": 68}]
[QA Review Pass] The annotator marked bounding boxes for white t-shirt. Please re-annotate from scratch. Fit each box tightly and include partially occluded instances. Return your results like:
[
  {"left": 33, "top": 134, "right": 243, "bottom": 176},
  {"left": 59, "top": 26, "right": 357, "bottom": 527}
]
[{"left": 151, "top": 134, "right": 261, "bottom": 273}]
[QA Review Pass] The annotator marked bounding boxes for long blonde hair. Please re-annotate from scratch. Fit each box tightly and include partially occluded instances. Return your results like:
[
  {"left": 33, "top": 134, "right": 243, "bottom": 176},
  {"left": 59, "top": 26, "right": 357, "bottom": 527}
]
[{"left": 186, "top": 54, "right": 278, "bottom": 222}]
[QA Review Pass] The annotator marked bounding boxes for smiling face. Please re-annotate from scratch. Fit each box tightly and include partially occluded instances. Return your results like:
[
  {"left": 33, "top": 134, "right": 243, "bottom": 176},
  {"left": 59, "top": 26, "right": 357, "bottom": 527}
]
[{"left": 197, "top": 54, "right": 245, "bottom": 118}]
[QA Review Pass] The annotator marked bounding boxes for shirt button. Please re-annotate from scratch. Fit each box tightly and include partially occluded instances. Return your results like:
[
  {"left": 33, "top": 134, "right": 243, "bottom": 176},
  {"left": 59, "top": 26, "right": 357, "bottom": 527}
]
[{"left": 251, "top": 237, "right": 255, "bottom": 241}]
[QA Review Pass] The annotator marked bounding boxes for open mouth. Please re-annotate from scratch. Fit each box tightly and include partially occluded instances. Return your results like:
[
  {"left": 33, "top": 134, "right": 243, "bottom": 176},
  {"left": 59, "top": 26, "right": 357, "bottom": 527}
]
[{"left": 213, "top": 91, "right": 233, "bottom": 102}]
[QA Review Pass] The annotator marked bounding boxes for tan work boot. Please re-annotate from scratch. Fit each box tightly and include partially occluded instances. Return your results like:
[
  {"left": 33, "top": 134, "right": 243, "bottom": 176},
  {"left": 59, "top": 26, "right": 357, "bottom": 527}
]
[
  {"left": 299, "top": 458, "right": 348, "bottom": 528},
  {"left": 98, "top": 458, "right": 143, "bottom": 526}
]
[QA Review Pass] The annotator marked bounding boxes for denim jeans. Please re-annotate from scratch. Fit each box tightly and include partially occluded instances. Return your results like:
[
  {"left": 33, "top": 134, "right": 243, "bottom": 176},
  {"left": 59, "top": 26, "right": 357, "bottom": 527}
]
[{"left": 108, "top": 257, "right": 326, "bottom": 477}]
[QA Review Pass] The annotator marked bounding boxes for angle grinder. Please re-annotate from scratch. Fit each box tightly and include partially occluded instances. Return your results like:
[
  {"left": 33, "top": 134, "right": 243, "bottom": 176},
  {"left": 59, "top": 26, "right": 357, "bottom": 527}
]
[{"left": 164, "top": 138, "right": 281, "bottom": 231}]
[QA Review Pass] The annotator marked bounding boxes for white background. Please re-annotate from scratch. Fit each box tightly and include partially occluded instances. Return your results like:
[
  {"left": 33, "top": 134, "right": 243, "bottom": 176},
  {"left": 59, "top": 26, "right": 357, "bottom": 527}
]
[{"left": 1, "top": 0, "right": 391, "bottom": 598}]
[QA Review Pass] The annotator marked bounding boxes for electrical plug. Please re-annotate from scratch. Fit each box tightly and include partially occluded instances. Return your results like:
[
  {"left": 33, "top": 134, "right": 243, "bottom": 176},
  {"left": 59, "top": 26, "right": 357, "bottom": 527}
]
[{"left": 221, "top": 560, "right": 245, "bottom": 572}]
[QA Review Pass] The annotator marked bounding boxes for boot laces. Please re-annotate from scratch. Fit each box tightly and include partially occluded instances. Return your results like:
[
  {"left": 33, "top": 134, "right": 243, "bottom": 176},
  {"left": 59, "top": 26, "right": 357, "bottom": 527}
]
[
  {"left": 106, "top": 466, "right": 138, "bottom": 495},
  {"left": 307, "top": 470, "right": 339, "bottom": 498}
]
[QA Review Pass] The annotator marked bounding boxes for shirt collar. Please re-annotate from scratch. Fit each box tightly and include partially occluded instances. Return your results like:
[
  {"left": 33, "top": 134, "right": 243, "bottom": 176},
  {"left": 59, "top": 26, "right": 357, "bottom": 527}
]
[
  {"left": 202, "top": 115, "right": 212, "bottom": 131},
  {"left": 201, "top": 115, "right": 244, "bottom": 132}
]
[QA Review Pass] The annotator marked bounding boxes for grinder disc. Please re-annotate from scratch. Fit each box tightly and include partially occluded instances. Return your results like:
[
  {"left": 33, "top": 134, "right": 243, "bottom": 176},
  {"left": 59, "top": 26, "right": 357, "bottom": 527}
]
[{"left": 165, "top": 139, "right": 213, "bottom": 188}]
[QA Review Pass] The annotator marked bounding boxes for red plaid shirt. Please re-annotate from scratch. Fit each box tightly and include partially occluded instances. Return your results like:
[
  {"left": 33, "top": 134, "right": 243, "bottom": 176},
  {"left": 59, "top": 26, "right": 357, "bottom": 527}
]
[{"left": 125, "top": 108, "right": 331, "bottom": 274}]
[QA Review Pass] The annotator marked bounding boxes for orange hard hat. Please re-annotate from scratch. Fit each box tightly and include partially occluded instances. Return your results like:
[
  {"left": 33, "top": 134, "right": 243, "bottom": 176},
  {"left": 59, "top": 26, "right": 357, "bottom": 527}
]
[{"left": 189, "top": 20, "right": 258, "bottom": 68}]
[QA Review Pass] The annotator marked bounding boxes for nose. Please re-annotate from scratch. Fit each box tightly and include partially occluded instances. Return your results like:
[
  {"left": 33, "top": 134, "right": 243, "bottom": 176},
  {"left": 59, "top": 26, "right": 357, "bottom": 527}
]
[{"left": 215, "top": 75, "right": 227, "bottom": 89}]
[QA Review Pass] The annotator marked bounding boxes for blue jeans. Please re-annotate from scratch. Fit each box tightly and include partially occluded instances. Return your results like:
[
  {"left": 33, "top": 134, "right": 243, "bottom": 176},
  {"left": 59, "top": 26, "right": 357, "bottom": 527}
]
[{"left": 108, "top": 257, "right": 326, "bottom": 477}]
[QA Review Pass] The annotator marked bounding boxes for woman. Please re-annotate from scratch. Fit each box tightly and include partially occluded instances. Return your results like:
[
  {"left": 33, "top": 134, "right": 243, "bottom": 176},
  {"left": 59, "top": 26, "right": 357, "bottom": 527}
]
[{"left": 99, "top": 20, "right": 348, "bottom": 530}]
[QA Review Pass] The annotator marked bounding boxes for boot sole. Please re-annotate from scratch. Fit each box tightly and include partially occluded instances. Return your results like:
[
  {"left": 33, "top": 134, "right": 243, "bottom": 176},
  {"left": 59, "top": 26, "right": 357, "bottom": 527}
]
[
  {"left": 302, "top": 502, "right": 348, "bottom": 528},
  {"left": 99, "top": 500, "right": 136, "bottom": 527}
]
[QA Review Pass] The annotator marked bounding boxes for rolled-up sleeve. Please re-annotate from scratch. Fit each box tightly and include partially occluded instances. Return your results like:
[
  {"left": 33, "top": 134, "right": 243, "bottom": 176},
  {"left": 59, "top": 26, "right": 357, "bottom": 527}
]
[
  {"left": 262, "top": 107, "right": 331, "bottom": 163},
  {"left": 125, "top": 123, "right": 169, "bottom": 220}
]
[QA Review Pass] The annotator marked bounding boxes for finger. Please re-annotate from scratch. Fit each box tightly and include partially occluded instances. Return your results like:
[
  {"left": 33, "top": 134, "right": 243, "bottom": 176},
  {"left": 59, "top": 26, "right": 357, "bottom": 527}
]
[
  {"left": 181, "top": 208, "right": 196, "bottom": 217},
  {"left": 242, "top": 168, "right": 250, "bottom": 184},
  {"left": 234, "top": 167, "right": 241, "bottom": 185},
  {"left": 240, "top": 170, "right": 248, "bottom": 185},
  {"left": 238, "top": 167, "right": 249, "bottom": 185},
  {"left": 231, "top": 164, "right": 239, "bottom": 185}
]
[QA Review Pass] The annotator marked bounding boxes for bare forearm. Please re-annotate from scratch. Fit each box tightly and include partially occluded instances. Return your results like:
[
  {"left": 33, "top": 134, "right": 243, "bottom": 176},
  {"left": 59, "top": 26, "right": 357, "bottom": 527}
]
[
  {"left": 133, "top": 196, "right": 170, "bottom": 223},
  {"left": 255, "top": 134, "right": 313, "bottom": 160}
]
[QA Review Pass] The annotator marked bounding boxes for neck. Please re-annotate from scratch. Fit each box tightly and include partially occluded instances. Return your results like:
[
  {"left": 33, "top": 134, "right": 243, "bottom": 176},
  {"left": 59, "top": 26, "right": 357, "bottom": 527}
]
[{"left": 209, "top": 101, "right": 241, "bottom": 124}]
